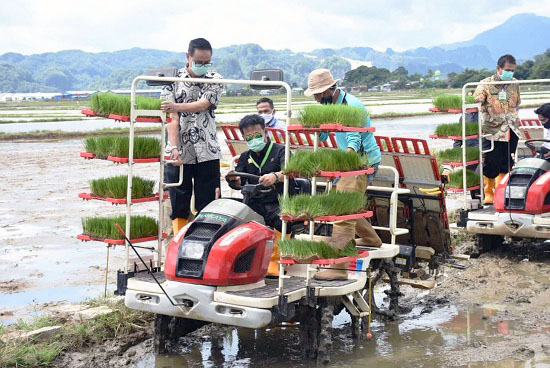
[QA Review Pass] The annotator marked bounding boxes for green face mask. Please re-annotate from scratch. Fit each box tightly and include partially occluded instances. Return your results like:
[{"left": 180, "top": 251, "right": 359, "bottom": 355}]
[
  {"left": 247, "top": 137, "right": 266, "bottom": 152},
  {"left": 191, "top": 62, "right": 211, "bottom": 76}
]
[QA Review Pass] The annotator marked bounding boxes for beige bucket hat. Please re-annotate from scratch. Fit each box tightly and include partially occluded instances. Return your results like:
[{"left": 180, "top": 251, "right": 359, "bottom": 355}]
[{"left": 304, "top": 69, "right": 340, "bottom": 96}]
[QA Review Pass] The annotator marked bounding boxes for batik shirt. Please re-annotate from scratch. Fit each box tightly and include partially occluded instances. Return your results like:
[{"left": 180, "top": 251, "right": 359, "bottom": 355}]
[
  {"left": 160, "top": 67, "right": 224, "bottom": 164},
  {"left": 474, "top": 74, "right": 521, "bottom": 142}
]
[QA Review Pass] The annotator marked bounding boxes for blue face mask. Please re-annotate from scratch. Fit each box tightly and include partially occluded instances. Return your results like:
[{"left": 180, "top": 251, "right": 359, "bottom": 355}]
[
  {"left": 247, "top": 137, "right": 266, "bottom": 152},
  {"left": 191, "top": 62, "right": 210, "bottom": 76},
  {"left": 500, "top": 70, "right": 514, "bottom": 81}
]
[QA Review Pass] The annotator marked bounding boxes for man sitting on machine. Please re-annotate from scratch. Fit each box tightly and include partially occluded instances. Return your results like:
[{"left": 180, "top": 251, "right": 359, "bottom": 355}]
[{"left": 226, "top": 114, "right": 293, "bottom": 276}]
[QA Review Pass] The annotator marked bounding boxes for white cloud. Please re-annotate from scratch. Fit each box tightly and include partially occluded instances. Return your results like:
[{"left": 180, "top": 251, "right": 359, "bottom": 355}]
[{"left": 0, "top": 0, "right": 549, "bottom": 55}]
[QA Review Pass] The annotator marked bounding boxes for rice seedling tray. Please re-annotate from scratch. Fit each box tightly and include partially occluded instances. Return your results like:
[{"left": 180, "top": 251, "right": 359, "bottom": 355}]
[
  {"left": 285, "top": 168, "right": 374, "bottom": 179},
  {"left": 81, "top": 109, "right": 169, "bottom": 123},
  {"left": 444, "top": 160, "right": 481, "bottom": 167},
  {"left": 79, "top": 152, "right": 162, "bottom": 163},
  {"left": 81, "top": 109, "right": 96, "bottom": 117},
  {"left": 429, "top": 134, "right": 479, "bottom": 140},
  {"left": 76, "top": 233, "right": 168, "bottom": 246},
  {"left": 281, "top": 210, "right": 373, "bottom": 223},
  {"left": 78, "top": 192, "right": 168, "bottom": 205},
  {"left": 446, "top": 186, "right": 481, "bottom": 193},
  {"left": 429, "top": 107, "right": 478, "bottom": 114},
  {"left": 287, "top": 124, "right": 375, "bottom": 133},
  {"left": 280, "top": 250, "right": 369, "bottom": 266}
]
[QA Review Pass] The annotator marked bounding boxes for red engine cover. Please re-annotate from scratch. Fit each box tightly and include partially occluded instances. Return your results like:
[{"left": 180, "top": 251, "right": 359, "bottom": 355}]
[
  {"left": 494, "top": 172, "right": 550, "bottom": 214},
  {"left": 165, "top": 222, "right": 275, "bottom": 286}
]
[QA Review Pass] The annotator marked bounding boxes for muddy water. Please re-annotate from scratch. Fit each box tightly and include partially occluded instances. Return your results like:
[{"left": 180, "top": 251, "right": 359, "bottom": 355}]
[{"left": 134, "top": 299, "right": 549, "bottom": 368}]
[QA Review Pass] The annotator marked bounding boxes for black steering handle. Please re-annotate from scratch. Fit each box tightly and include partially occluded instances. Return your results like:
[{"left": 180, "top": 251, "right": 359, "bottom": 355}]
[
  {"left": 226, "top": 172, "right": 273, "bottom": 193},
  {"left": 525, "top": 139, "right": 550, "bottom": 152}
]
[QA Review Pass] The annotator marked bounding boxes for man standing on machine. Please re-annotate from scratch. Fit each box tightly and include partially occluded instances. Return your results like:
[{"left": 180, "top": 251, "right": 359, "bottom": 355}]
[
  {"left": 475, "top": 54, "right": 521, "bottom": 205},
  {"left": 304, "top": 69, "right": 382, "bottom": 281},
  {"left": 225, "top": 114, "right": 291, "bottom": 276},
  {"left": 161, "top": 38, "right": 224, "bottom": 235}
]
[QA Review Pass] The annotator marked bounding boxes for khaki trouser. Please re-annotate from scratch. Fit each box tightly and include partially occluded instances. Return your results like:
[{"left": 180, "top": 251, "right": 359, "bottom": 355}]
[{"left": 330, "top": 175, "right": 382, "bottom": 249}]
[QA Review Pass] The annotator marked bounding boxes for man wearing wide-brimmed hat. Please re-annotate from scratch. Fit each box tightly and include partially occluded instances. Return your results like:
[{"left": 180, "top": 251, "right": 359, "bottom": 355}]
[{"left": 304, "top": 69, "right": 382, "bottom": 281}]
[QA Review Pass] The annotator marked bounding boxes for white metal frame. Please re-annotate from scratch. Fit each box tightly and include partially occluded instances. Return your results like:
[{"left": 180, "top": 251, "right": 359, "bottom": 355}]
[
  {"left": 127, "top": 76, "right": 292, "bottom": 274},
  {"left": 460, "top": 78, "right": 550, "bottom": 210}
]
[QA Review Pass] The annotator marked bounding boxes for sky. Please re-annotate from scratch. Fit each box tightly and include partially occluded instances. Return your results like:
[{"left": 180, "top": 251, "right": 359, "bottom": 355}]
[{"left": 2, "top": 0, "right": 550, "bottom": 55}]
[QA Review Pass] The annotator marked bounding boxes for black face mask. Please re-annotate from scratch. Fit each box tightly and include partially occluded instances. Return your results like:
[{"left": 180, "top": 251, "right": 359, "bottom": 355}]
[
  {"left": 543, "top": 119, "right": 550, "bottom": 129},
  {"left": 320, "top": 89, "right": 335, "bottom": 105}
]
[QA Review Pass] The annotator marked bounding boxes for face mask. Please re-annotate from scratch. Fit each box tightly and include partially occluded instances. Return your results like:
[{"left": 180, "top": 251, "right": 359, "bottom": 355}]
[
  {"left": 191, "top": 62, "right": 210, "bottom": 76},
  {"left": 320, "top": 89, "right": 335, "bottom": 105},
  {"left": 542, "top": 119, "right": 550, "bottom": 129},
  {"left": 260, "top": 114, "right": 274, "bottom": 125},
  {"left": 500, "top": 70, "right": 514, "bottom": 81},
  {"left": 247, "top": 137, "right": 266, "bottom": 152}
]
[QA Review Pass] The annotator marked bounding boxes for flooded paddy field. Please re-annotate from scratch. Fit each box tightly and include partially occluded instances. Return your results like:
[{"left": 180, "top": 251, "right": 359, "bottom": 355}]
[{"left": 1, "top": 95, "right": 549, "bottom": 367}]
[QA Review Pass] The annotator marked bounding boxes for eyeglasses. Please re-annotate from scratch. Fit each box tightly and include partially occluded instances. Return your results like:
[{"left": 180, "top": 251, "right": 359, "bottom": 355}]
[
  {"left": 192, "top": 61, "right": 213, "bottom": 68},
  {"left": 244, "top": 132, "right": 263, "bottom": 142}
]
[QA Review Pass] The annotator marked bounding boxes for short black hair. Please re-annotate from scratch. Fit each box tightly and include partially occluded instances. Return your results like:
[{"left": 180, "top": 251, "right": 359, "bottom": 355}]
[
  {"left": 256, "top": 97, "right": 274, "bottom": 109},
  {"left": 497, "top": 54, "right": 516, "bottom": 68},
  {"left": 239, "top": 114, "right": 265, "bottom": 133},
  {"left": 535, "top": 103, "right": 550, "bottom": 119},
  {"left": 188, "top": 38, "right": 212, "bottom": 56}
]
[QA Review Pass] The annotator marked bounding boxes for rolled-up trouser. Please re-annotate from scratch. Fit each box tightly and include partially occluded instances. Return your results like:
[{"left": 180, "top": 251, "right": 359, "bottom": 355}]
[
  {"left": 331, "top": 165, "right": 382, "bottom": 249},
  {"left": 482, "top": 130, "right": 518, "bottom": 179}
]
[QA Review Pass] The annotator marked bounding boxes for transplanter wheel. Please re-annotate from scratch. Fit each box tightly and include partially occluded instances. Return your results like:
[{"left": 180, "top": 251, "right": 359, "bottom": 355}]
[
  {"left": 366, "top": 259, "right": 402, "bottom": 322},
  {"left": 153, "top": 314, "right": 209, "bottom": 354},
  {"left": 472, "top": 234, "right": 504, "bottom": 258},
  {"left": 317, "top": 298, "right": 336, "bottom": 365}
]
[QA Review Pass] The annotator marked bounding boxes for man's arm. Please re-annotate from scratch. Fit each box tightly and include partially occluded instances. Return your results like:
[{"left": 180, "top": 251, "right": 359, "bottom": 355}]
[
  {"left": 161, "top": 99, "right": 212, "bottom": 114},
  {"left": 345, "top": 132, "right": 362, "bottom": 152}
]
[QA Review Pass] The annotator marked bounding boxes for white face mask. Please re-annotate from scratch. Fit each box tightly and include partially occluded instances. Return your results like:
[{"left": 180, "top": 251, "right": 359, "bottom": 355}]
[{"left": 260, "top": 114, "right": 274, "bottom": 125}]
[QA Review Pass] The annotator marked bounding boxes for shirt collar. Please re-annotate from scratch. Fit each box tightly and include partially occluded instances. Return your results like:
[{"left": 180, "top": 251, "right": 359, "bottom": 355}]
[{"left": 336, "top": 88, "right": 345, "bottom": 104}]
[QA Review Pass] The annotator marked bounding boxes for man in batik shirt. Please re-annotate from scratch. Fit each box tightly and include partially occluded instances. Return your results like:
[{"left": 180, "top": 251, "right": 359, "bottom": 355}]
[
  {"left": 474, "top": 54, "right": 521, "bottom": 204},
  {"left": 161, "top": 38, "right": 224, "bottom": 234}
]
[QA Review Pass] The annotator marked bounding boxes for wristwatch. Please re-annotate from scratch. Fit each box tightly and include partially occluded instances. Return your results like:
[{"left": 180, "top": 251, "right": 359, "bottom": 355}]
[
  {"left": 273, "top": 173, "right": 279, "bottom": 184},
  {"left": 165, "top": 144, "right": 179, "bottom": 154}
]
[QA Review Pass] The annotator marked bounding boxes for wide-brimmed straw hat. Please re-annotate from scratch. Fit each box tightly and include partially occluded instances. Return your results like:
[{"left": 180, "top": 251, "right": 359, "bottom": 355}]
[{"left": 304, "top": 69, "right": 340, "bottom": 96}]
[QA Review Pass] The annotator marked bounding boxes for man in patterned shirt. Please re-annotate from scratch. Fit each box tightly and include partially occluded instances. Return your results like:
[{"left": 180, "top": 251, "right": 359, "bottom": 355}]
[
  {"left": 474, "top": 54, "right": 521, "bottom": 205},
  {"left": 161, "top": 38, "right": 224, "bottom": 234}
]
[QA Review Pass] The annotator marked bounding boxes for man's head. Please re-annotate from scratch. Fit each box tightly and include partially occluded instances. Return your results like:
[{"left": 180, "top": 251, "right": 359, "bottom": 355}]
[
  {"left": 239, "top": 114, "right": 267, "bottom": 152},
  {"left": 256, "top": 98, "right": 275, "bottom": 125},
  {"left": 496, "top": 54, "right": 516, "bottom": 81},
  {"left": 304, "top": 69, "right": 339, "bottom": 104},
  {"left": 186, "top": 38, "right": 213, "bottom": 77},
  {"left": 535, "top": 103, "right": 550, "bottom": 125}
]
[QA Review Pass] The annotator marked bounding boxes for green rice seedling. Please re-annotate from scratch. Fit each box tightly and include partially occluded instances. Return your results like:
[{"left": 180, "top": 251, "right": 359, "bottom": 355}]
[
  {"left": 434, "top": 122, "right": 479, "bottom": 137},
  {"left": 448, "top": 169, "right": 480, "bottom": 188},
  {"left": 82, "top": 135, "right": 161, "bottom": 159},
  {"left": 89, "top": 175, "right": 156, "bottom": 199},
  {"left": 90, "top": 93, "right": 161, "bottom": 117},
  {"left": 297, "top": 104, "right": 367, "bottom": 127},
  {"left": 283, "top": 149, "right": 368, "bottom": 177},
  {"left": 81, "top": 215, "right": 158, "bottom": 240},
  {"left": 436, "top": 147, "right": 480, "bottom": 163},
  {"left": 279, "top": 238, "right": 358, "bottom": 260},
  {"left": 432, "top": 94, "right": 476, "bottom": 110},
  {"left": 279, "top": 191, "right": 365, "bottom": 219}
]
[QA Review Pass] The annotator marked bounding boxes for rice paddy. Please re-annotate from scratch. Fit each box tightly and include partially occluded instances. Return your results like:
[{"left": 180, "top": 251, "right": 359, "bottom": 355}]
[
  {"left": 283, "top": 149, "right": 368, "bottom": 177},
  {"left": 90, "top": 93, "right": 161, "bottom": 117},
  {"left": 297, "top": 104, "right": 367, "bottom": 127},
  {"left": 83, "top": 135, "right": 161, "bottom": 159},
  {"left": 89, "top": 175, "right": 156, "bottom": 199},
  {"left": 280, "top": 192, "right": 365, "bottom": 219},
  {"left": 448, "top": 169, "right": 480, "bottom": 188},
  {"left": 436, "top": 147, "right": 480, "bottom": 163},
  {"left": 81, "top": 215, "right": 158, "bottom": 240},
  {"left": 434, "top": 122, "right": 479, "bottom": 137},
  {"left": 279, "top": 238, "right": 358, "bottom": 260},
  {"left": 432, "top": 94, "right": 476, "bottom": 110}
]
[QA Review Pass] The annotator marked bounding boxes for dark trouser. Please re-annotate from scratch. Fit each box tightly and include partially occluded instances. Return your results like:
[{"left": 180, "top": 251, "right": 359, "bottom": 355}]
[
  {"left": 164, "top": 159, "right": 220, "bottom": 220},
  {"left": 482, "top": 131, "right": 519, "bottom": 179},
  {"left": 249, "top": 200, "right": 283, "bottom": 232}
]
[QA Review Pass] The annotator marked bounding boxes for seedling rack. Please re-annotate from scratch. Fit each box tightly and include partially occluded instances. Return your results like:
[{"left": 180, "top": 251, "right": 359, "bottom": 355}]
[
  {"left": 78, "top": 192, "right": 168, "bottom": 205},
  {"left": 81, "top": 108, "right": 172, "bottom": 123}
]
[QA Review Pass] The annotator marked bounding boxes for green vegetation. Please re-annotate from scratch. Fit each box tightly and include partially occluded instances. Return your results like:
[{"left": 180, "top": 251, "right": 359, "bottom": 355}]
[
  {"left": 279, "top": 238, "right": 358, "bottom": 260},
  {"left": 283, "top": 149, "right": 368, "bottom": 177},
  {"left": 297, "top": 104, "right": 367, "bottom": 127},
  {"left": 448, "top": 169, "right": 480, "bottom": 188},
  {"left": 0, "top": 127, "right": 160, "bottom": 141},
  {"left": 432, "top": 94, "right": 475, "bottom": 110},
  {"left": 436, "top": 147, "right": 480, "bottom": 163},
  {"left": 81, "top": 215, "right": 158, "bottom": 240},
  {"left": 83, "top": 135, "right": 161, "bottom": 159},
  {"left": 434, "top": 122, "right": 479, "bottom": 137},
  {"left": 90, "top": 93, "right": 161, "bottom": 117},
  {"left": 280, "top": 192, "right": 365, "bottom": 219},
  {"left": 90, "top": 175, "right": 155, "bottom": 199},
  {"left": 0, "top": 297, "right": 151, "bottom": 367}
]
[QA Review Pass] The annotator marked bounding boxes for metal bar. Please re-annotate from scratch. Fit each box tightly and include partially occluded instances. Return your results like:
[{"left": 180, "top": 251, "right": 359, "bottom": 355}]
[
  {"left": 157, "top": 113, "right": 167, "bottom": 269},
  {"left": 309, "top": 132, "right": 319, "bottom": 241}
]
